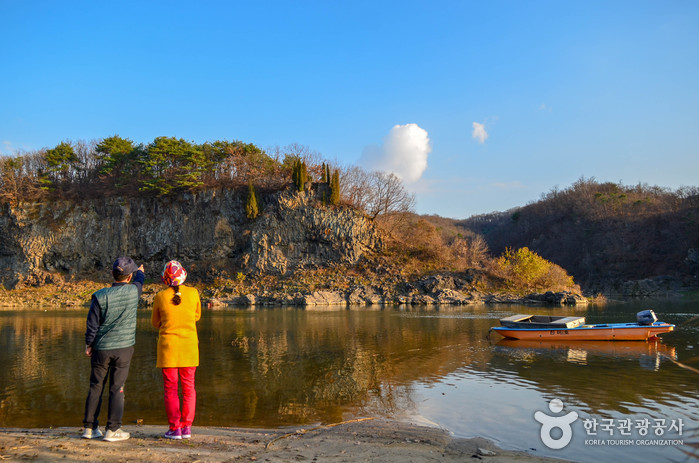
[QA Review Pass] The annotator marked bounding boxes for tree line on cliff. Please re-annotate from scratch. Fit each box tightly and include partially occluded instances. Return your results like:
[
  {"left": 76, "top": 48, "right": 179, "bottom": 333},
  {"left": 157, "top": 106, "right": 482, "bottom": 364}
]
[
  {"left": 0, "top": 136, "right": 414, "bottom": 220},
  {"left": 0, "top": 136, "right": 294, "bottom": 199}
]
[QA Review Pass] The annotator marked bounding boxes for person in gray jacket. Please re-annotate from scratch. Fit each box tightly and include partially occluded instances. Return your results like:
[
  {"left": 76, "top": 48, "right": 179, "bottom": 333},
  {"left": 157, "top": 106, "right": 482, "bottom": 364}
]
[{"left": 82, "top": 257, "right": 144, "bottom": 441}]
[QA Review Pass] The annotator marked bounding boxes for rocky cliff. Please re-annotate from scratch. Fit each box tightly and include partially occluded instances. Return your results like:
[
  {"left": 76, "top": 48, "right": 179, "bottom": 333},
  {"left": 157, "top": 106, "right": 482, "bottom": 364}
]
[{"left": 0, "top": 189, "right": 383, "bottom": 289}]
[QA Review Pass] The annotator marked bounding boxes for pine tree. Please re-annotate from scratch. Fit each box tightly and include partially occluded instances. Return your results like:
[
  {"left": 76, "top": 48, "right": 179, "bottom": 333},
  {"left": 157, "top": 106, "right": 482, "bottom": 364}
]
[
  {"left": 245, "top": 180, "right": 259, "bottom": 219},
  {"left": 321, "top": 162, "right": 327, "bottom": 183},
  {"left": 137, "top": 137, "right": 205, "bottom": 195},
  {"left": 41, "top": 141, "right": 79, "bottom": 189}
]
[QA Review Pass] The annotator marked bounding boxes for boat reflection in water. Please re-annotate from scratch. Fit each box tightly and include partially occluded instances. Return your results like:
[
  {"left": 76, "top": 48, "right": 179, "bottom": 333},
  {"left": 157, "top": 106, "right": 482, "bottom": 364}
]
[{"left": 495, "top": 339, "right": 677, "bottom": 371}]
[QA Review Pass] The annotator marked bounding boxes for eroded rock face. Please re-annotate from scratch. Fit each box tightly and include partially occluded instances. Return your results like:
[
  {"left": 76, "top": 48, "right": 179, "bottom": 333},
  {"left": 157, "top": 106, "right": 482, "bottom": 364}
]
[
  {"left": 618, "top": 276, "right": 683, "bottom": 298},
  {"left": 247, "top": 192, "right": 382, "bottom": 275},
  {"left": 524, "top": 291, "right": 589, "bottom": 305},
  {"left": 0, "top": 189, "right": 383, "bottom": 289}
]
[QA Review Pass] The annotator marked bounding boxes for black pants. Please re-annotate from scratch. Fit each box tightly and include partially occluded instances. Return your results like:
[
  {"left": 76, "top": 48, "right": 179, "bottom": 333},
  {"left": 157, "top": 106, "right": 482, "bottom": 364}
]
[{"left": 83, "top": 345, "right": 134, "bottom": 431}]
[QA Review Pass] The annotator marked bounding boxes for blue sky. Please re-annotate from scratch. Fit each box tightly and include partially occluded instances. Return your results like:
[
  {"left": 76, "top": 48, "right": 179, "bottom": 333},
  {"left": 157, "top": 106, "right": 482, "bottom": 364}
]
[{"left": 2, "top": 1, "right": 698, "bottom": 218}]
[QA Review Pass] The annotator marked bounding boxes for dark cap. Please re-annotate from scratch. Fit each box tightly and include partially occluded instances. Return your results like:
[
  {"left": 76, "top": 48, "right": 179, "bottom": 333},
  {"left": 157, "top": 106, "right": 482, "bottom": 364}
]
[{"left": 113, "top": 257, "right": 138, "bottom": 277}]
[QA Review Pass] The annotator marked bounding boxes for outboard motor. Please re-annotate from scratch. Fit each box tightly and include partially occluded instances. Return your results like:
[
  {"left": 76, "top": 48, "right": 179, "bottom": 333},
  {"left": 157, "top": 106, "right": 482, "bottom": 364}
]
[{"left": 637, "top": 309, "right": 658, "bottom": 325}]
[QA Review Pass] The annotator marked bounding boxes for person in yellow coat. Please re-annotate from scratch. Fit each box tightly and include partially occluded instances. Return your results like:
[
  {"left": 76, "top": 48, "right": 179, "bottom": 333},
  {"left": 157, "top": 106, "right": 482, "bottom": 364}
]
[{"left": 151, "top": 260, "right": 201, "bottom": 440}]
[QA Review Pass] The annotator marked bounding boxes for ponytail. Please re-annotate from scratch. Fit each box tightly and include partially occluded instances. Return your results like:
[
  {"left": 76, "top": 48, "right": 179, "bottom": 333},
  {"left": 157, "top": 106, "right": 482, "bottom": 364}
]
[{"left": 172, "top": 285, "right": 181, "bottom": 305}]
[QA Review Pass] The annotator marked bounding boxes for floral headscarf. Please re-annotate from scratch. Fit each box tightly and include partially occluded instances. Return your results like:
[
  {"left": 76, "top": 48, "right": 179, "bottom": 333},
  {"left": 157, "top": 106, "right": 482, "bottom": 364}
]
[{"left": 162, "top": 260, "right": 187, "bottom": 286}]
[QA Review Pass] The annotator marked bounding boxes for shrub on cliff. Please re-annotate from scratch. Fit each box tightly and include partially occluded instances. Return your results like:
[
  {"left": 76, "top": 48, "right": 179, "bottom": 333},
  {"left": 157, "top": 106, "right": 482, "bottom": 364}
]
[{"left": 246, "top": 181, "right": 259, "bottom": 219}]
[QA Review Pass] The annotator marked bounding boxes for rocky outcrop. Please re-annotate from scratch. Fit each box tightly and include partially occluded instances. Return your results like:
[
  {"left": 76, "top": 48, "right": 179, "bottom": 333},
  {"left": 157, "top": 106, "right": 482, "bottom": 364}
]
[
  {"left": 347, "top": 286, "right": 383, "bottom": 305},
  {"left": 0, "top": 191, "right": 591, "bottom": 307},
  {"left": 522, "top": 291, "right": 589, "bottom": 305},
  {"left": 203, "top": 284, "right": 587, "bottom": 309},
  {"left": 301, "top": 290, "right": 347, "bottom": 307},
  {"left": 616, "top": 276, "right": 684, "bottom": 298},
  {"left": 246, "top": 192, "right": 381, "bottom": 275},
  {"left": 0, "top": 189, "right": 382, "bottom": 289}
]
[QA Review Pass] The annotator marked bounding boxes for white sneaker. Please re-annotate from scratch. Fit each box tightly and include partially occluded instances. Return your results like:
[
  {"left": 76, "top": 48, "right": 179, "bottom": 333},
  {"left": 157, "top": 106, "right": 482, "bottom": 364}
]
[
  {"left": 81, "top": 427, "right": 103, "bottom": 439},
  {"left": 103, "top": 428, "right": 130, "bottom": 442}
]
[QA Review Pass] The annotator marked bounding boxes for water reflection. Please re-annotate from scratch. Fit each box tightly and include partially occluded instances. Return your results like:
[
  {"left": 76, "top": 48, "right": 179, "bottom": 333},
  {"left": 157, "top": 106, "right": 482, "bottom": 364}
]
[
  {"left": 0, "top": 313, "right": 86, "bottom": 427},
  {"left": 0, "top": 303, "right": 696, "bottom": 462},
  {"left": 494, "top": 339, "right": 677, "bottom": 369},
  {"left": 487, "top": 338, "right": 689, "bottom": 415},
  {"left": 0, "top": 309, "right": 495, "bottom": 428},
  {"left": 193, "top": 309, "right": 495, "bottom": 426}
]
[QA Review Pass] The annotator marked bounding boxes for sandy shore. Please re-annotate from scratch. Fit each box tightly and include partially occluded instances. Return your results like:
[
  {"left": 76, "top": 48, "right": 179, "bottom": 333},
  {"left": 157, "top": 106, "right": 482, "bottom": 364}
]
[{"left": 0, "top": 420, "right": 570, "bottom": 463}]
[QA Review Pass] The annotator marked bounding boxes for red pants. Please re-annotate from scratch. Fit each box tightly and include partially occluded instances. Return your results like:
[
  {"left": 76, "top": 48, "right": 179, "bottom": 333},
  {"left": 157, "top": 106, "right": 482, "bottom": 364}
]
[{"left": 162, "top": 367, "right": 196, "bottom": 430}]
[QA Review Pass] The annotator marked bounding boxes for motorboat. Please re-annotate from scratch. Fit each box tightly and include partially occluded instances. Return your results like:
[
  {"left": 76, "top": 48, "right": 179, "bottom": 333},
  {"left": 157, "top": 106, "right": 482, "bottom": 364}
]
[{"left": 490, "top": 310, "right": 674, "bottom": 341}]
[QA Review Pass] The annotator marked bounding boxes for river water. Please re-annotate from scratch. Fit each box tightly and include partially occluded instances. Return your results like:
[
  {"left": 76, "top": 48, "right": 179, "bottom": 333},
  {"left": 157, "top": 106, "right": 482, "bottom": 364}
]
[{"left": 0, "top": 299, "right": 697, "bottom": 462}]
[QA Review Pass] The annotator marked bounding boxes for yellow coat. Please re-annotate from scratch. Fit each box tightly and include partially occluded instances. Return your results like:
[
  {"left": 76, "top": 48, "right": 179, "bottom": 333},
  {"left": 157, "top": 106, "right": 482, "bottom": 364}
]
[{"left": 151, "top": 285, "right": 201, "bottom": 368}]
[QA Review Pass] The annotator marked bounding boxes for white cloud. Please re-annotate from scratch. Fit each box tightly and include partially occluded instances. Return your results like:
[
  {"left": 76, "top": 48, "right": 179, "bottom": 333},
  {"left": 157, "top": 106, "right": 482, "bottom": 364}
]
[
  {"left": 359, "top": 123, "right": 431, "bottom": 182},
  {"left": 472, "top": 122, "right": 488, "bottom": 144}
]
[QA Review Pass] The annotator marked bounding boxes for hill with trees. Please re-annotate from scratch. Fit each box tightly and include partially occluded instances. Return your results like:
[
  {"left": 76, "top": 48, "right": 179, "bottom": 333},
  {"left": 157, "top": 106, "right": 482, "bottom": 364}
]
[
  {"left": 0, "top": 137, "right": 608, "bottom": 304},
  {"left": 456, "top": 177, "right": 699, "bottom": 294}
]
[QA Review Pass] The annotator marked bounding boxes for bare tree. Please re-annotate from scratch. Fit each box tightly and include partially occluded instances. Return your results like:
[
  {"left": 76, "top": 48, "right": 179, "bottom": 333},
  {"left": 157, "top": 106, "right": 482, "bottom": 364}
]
[
  {"left": 368, "top": 172, "right": 415, "bottom": 219},
  {"left": 451, "top": 233, "right": 489, "bottom": 268},
  {"left": 340, "top": 165, "right": 372, "bottom": 211},
  {"left": 0, "top": 152, "right": 44, "bottom": 204},
  {"left": 340, "top": 166, "right": 415, "bottom": 219},
  {"left": 73, "top": 139, "right": 98, "bottom": 183}
]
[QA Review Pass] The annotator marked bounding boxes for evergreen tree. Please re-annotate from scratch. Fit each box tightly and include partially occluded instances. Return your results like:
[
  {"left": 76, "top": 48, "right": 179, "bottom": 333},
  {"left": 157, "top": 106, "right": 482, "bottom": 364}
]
[
  {"left": 138, "top": 137, "right": 205, "bottom": 195},
  {"left": 302, "top": 161, "right": 308, "bottom": 189},
  {"left": 321, "top": 162, "right": 327, "bottom": 183},
  {"left": 41, "top": 141, "right": 79, "bottom": 189},
  {"left": 95, "top": 135, "right": 137, "bottom": 190},
  {"left": 96, "top": 136, "right": 135, "bottom": 173},
  {"left": 330, "top": 169, "right": 340, "bottom": 205},
  {"left": 292, "top": 160, "right": 298, "bottom": 190},
  {"left": 246, "top": 180, "right": 259, "bottom": 219},
  {"left": 292, "top": 159, "right": 307, "bottom": 192}
]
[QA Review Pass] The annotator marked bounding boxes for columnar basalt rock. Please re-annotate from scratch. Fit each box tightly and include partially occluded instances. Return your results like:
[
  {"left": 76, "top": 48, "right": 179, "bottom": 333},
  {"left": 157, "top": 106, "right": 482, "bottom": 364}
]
[
  {"left": 0, "top": 189, "right": 383, "bottom": 289},
  {"left": 246, "top": 191, "right": 381, "bottom": 275},
  {"left": 0, "top": 192, "right": 591, "bottom": 306}
]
